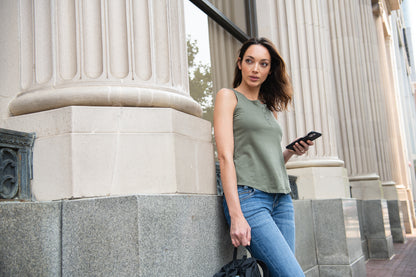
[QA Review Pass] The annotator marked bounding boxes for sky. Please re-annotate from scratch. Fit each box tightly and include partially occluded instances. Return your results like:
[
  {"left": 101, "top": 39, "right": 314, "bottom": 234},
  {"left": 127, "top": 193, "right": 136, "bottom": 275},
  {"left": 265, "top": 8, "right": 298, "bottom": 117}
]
[
  {"left": 183, "top": 0, "right": 211, "bottom": 66},
  {"left": 402, "top": 0, "right": 416, "bottom": 79}
]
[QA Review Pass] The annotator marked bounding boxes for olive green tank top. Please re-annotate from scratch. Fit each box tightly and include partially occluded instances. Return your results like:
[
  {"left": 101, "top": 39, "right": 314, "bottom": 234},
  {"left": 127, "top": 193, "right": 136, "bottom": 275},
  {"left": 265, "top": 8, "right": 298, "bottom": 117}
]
[{"left": 232, "top": 89, "right": 291, "bottom": 193}]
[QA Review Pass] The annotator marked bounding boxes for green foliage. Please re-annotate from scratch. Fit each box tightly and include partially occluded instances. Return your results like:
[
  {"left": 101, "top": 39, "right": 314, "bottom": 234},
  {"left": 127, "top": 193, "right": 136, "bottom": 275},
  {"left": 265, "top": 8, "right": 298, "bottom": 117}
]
[{"left": 187, "top": 36, "right": 213, "bottom": 122}]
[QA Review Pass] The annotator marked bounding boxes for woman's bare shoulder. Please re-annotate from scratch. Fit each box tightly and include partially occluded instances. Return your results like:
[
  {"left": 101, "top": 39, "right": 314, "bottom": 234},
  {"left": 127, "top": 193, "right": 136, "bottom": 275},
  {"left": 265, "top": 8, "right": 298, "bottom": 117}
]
[
  {"left": 215, "top": 88, "right": 237, "bottom": 109},
  {"left": 216, "top": 88, "right": 237, "bottom": 102},
  {"left": 217, "top": 88, "right": 235, "bottom": 96}
]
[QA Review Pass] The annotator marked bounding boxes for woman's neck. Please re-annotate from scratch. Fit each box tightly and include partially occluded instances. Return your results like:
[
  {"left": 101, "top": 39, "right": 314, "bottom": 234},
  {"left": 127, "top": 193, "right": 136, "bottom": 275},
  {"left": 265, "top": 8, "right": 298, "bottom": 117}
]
[{"left": 235, "top": 84, "right": 260, "bottom": 101}]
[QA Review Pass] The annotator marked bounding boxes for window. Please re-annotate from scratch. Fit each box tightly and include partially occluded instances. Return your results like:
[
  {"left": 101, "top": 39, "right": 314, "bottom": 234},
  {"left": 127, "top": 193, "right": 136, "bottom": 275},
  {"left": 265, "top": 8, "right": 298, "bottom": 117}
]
[{"left": 184, "top": 0, "right": 257, "bottom": 123}]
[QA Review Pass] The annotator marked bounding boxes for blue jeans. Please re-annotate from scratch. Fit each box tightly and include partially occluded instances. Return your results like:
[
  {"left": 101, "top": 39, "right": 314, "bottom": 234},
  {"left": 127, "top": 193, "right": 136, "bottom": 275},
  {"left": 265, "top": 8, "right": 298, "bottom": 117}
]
[{"left": 223, "top": 186, "right": 305, "bottom": 277}]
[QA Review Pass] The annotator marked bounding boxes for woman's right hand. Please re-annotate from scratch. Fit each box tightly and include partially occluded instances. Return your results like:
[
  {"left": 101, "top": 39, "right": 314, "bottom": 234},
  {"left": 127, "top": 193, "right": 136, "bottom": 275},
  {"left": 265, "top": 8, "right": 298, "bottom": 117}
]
[{"left": 230, "top": 215, "right": 251, "bottom": 247}]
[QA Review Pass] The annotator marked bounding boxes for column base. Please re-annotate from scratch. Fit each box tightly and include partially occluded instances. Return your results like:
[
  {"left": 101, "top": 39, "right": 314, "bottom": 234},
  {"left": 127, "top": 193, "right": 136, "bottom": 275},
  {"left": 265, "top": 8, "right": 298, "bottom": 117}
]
[
  {"left": 0, "top": 194, "right": 233, "bottom": 276},
  {"left": 286, "top": 160, "right": 350, "bottom": 199},
  {"left": 1, "top": 106, "right": 216, "bottom": 200},
  {"left": 349, "top": 174, "right": 383, "bottom": 200},
  {"left": 312, "top": 199, "right": 366, "bottom": 276},
  {"left": 406, "top": 189, "right": 416, "bottom": 228},
  {"left": 399, "top": 199, "right": 415, "bottom": 234},
  {"left": 382, "top": 181, "right": 400, "bottom": 200},
  {"left": 387, "top": 200, "right": 406, "bottom": 243},
  {"left": 360, "top": 200, "right": 394, "bottom": 259},
  {"left": 382, "top": 183, "right": 415, "bottom": 234}
]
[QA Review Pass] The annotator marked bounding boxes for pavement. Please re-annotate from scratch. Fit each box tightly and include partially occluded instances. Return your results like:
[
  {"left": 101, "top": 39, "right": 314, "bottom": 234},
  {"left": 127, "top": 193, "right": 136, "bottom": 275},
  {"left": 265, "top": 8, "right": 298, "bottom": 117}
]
[{"left": 366, "top": 231, "right": 416, "bottom": 277}]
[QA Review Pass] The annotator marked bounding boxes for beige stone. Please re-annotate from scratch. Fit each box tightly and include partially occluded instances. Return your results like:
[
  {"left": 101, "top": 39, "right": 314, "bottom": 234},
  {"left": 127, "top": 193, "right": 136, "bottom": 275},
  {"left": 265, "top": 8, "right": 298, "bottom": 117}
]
[
  {"left": 382, "top": 182, "right": 400, "bottom": 200},
  {"left": 350, "top": 179, "right": 383, "bottom": 200},
  {"left": 287, "top": 166, "right": 350, "bottom": 200},
  {"left": 2, "top": 107, "right": 216, "bottom": 200}
]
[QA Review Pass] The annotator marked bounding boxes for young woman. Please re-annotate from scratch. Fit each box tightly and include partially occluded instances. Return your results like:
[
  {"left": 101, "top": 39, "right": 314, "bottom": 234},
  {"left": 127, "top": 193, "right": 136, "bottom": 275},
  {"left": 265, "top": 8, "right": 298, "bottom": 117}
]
[{"left": 214, "top": 37, "right": 313, "bottom": 277}]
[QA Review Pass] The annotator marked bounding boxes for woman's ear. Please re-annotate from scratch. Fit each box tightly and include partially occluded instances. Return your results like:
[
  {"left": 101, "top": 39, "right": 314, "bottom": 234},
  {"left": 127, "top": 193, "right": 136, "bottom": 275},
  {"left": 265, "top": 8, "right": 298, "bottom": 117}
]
[{"left": 237, "top": 58, "right": 242, "bottom": 70}]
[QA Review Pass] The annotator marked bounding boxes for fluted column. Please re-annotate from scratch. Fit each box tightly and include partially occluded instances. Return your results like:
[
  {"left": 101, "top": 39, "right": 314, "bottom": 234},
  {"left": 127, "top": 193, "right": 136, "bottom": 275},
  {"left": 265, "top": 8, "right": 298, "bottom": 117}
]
[
  {"left": 9, "top": 0, "right": 201, "bottom": 117},
  {"left": 326, "top": 0, "right": 383, "bottom": 199},
  {"left": 360, "top": 0, "right": 393, "bottom": 185},
  {"left": 257, "top": 0, "right": 349, "bottom": 199},
  {"left": 373, "top": 0, "right": 415, "bottom": 232},
  {"left": 373, "top": 1, "right": 408, "bottom": 189}
]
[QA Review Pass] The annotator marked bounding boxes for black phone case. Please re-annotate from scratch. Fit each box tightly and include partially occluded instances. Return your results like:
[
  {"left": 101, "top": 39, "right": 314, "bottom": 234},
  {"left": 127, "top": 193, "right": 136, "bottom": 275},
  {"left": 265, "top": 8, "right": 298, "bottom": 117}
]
[{"left": 286, "top": 131, "right": 322, "bottom": 151}]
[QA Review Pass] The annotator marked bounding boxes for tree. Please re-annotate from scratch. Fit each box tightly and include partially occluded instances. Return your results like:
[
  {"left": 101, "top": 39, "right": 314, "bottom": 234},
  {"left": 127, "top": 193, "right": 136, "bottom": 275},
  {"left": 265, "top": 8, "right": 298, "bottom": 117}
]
[{"left": 187, "top": 36, "right": 213, "bottom": 123}]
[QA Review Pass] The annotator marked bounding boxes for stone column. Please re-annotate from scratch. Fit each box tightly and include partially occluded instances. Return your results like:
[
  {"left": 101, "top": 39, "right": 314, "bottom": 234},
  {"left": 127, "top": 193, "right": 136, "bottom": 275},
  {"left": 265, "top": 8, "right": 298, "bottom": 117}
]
[
  {"left": 257, "top": 0, "right": 349, "bottom": 199},
  {"left": 0, "top": 0, "right": 216, "bottom": 200},
  {"left": 8, "top": 0, "right": 200, "bottom": 117},
  {"left": 373, "top": 0, "right": 415, "bottom": 233},
  {"left": 327, "top": 0, "right": 383, "bottom": 200}
]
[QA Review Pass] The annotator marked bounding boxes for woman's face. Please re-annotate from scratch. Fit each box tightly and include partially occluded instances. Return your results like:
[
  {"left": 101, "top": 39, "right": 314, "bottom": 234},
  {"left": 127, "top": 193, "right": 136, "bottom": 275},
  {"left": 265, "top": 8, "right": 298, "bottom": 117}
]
[{"left": 238, "top": 44, "right": 271, "bottom": 89}]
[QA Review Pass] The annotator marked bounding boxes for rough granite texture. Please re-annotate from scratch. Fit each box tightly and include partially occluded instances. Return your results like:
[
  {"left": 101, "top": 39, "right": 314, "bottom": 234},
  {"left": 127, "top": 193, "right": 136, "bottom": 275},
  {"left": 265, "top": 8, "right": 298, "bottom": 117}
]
[
  {"left": 61, "top": 196, "right": 140, "bottom": 276},
  {"left": 0, "top": 201, "right": 61, "bottom": 277},
  {"left": 1, "top": 196, "right": 370, "bottom": 276},
  {"left": 387, "top": 200, "right": 406, "bottom": 243},
  {"left": 362, "top": 200, "right": 394, "bottom": 259},
  {"left": 312, "top": 199, "right": 363, "bottom": 265},
  {"left": 294, "top": 200, "right": 317, "bottom": 272}
]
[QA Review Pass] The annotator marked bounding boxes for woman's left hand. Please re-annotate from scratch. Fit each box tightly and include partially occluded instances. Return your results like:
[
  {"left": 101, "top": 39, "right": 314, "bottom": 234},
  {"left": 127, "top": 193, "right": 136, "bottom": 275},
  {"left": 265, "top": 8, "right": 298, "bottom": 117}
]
[{"left": 292, "top": 140, "right": 313, "bottom": 156}]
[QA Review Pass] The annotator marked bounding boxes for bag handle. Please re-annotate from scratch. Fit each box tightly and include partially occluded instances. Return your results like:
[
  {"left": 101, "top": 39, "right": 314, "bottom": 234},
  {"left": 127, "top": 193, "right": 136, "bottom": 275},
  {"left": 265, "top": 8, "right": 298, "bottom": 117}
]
[{"left": 233, "top": 248, "right": 270, "bottom": 277}]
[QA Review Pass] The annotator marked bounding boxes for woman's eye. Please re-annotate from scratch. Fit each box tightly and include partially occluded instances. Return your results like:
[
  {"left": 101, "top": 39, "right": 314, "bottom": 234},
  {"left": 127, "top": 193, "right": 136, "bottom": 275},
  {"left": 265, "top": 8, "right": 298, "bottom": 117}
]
[
  {"left": 261, "top": 63, "right": 269, "bottom": 67},
  {"left": 245, "top": 59, "right": 253, "bottom": 64}
]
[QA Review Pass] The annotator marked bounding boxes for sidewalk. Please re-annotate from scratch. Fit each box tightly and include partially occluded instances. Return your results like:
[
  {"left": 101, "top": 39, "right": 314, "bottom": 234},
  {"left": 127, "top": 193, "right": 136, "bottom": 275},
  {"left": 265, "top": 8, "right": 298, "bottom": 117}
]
[{"left": 366, "top": 232, "right": 416, "bottom": 277}]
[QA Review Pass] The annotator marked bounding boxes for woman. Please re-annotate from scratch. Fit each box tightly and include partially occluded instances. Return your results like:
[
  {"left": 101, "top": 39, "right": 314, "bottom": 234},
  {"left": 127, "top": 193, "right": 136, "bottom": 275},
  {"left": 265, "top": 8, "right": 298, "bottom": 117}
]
[{"left": 214, "top": 37, "right": 313, "bottom": 277}]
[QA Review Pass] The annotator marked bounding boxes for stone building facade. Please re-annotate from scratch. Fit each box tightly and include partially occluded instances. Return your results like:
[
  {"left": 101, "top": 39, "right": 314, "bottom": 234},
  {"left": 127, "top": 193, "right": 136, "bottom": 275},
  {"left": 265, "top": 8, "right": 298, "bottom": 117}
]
[{"left": 1, "top": 0, "right": 415, "bottom": 276}]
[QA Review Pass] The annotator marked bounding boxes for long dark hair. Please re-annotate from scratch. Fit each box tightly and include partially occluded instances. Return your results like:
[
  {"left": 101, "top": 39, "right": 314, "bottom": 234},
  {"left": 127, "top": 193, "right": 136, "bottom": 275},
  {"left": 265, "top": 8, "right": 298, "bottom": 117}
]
[{"left": 233, "top": 37, "right": 293, "bottom": 112}]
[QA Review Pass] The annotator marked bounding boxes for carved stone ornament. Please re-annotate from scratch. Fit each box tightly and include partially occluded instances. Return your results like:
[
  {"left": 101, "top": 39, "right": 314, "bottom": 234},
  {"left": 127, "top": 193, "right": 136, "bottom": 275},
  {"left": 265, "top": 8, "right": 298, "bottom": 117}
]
[{"left": 0, "top": 129, "right": 36, "bottom": 200}]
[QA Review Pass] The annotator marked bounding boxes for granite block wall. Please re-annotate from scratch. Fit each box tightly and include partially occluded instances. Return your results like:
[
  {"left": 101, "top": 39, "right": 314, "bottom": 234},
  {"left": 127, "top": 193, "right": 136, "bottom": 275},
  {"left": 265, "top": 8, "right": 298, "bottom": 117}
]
[{"left": 1, "top": 196, "right": 367, "bottom": 276}]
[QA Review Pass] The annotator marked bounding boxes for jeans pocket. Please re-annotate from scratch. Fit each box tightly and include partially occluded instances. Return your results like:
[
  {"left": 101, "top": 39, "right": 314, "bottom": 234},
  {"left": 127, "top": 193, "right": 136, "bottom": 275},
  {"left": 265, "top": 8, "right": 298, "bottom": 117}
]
[{"left": 238, "top": 185, "right": 255, "bottom": 202}]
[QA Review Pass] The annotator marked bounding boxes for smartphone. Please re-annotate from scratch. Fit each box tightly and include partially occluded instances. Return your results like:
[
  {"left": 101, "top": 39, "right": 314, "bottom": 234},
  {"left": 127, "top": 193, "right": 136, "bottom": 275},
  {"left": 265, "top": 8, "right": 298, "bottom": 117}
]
[{"left": 286, "top": 131, "right": 322, "bottom": 151}]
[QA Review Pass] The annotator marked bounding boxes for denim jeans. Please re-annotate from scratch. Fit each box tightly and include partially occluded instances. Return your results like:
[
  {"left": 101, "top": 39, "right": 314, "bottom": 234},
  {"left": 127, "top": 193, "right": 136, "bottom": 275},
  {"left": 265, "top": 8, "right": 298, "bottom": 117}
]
[{"left": 223, "top": 185, "right": 305, "bottom": 277}]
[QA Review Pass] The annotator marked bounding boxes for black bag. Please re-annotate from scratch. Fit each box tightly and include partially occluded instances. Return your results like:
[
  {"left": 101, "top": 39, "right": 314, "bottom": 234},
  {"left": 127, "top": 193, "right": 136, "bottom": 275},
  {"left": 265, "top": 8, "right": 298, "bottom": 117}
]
[{"left": 213, "top": 248, "right": 269, "bottom": 277}]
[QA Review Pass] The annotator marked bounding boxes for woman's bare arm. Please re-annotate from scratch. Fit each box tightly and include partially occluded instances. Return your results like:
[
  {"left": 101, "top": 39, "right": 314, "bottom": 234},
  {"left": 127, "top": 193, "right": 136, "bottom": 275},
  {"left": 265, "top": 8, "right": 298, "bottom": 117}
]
[{"left": 214, "top": 88, "right": 251, "bottom": 247}]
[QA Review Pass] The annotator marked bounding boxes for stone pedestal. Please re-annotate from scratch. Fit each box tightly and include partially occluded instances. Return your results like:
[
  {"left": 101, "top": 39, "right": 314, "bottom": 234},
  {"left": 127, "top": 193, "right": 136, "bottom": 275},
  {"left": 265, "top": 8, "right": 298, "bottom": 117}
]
[
  {"left": 383, "top": 183, "right": 415, "bottom": 234},
  {"left": 2, "top": 196, "right": 369, "bottom": 277},
  {"left": 0, "top": 195, "right": 233, "bottom": 277},
  {"left": 0, "top": 201, "right": 61, "bottom": 276},
  {"left": 355, "top": 200, "right": 369, "bottom": 260},
  {"left": 382, "top": 181, "right": 400, "bottom": 200},
  {"left": 287, "top": 163, "right": 350, "bottom": 199},
  {"left": 294, "top": 200, "right": 319, "bottom": 276},
  {"left": 2, "top": 107, "right": 215, "bottom": 200},
  {"left": 399, "top": 199, "right": 415, "bottom": 234},
  {"left": 312, "top": 199, "right": 366, "bottom": 276},
  {"left": 387, "top": 200, "right": 406, "bottom": 243},
  {"left": 361, "top": 200, "right": 394, "bottom": 259}
]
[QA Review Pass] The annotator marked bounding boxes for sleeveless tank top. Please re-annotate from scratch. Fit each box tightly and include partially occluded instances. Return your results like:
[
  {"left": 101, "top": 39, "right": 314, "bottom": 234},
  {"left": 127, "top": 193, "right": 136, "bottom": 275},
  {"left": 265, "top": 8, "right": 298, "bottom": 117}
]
[{"left": 232, "top": 89, "right": 291, "bottom": 193}]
